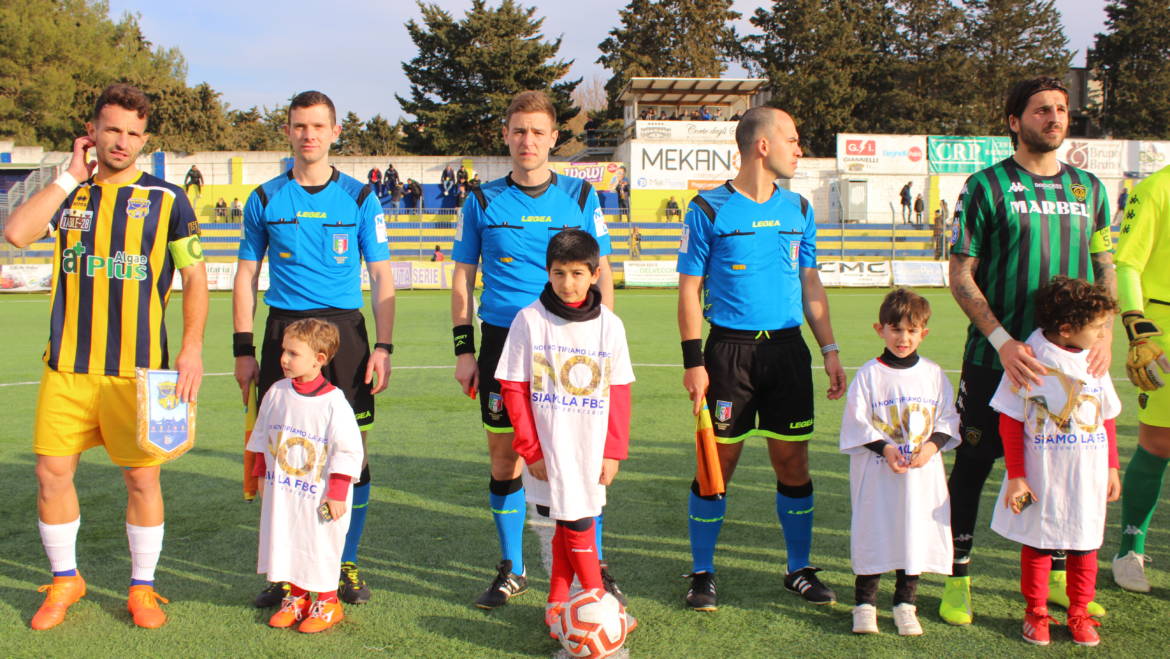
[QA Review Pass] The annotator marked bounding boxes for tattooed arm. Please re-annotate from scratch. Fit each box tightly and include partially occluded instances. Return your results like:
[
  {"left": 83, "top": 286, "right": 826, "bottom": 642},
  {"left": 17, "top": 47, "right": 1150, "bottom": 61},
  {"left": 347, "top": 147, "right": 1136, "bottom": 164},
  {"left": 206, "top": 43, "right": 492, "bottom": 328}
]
[{"left": 1087, "top": 251, "right": 1117, "bottom": 376}]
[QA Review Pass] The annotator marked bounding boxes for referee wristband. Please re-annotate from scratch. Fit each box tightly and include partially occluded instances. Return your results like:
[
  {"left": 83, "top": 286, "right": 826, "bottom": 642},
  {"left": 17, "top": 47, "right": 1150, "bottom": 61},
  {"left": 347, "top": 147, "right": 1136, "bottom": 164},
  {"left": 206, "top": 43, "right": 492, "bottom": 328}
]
[
  {"left": 233, "top": 332, "right": 255, "bottom": 358},
  {"left": 453, "top": 325, "right": 475, "bottom": 356},
  {"left": 988, "top": 327, "right": 1012, "bottom": 352},
  {"left": 820, "top": 343, "right": 839, "bottom": 355},
  {"left": 374, "top": 342, "right": 394, "bottom": 354},
  {"left": 53, "top": 171, "right": 79, "bottom": 195},
  {"left": 681, "top": 339, "right": 704, "bottom": 369}
]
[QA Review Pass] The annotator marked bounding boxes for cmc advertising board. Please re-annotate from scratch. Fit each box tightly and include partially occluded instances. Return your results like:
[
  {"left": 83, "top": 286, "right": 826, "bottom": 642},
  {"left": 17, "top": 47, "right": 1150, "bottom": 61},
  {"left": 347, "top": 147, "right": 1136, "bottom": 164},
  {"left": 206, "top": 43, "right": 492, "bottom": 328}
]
[
  {"left": 837, "top": 134, "right": 927, "bottom": 174},
  {"left": 1056, "top": 139, "right": 1125, "bottom": 178},
  {"left": 817, "top": 260, "right": 892, "bottom": 287},
  {"left": 632, "top": 141, "right": 739, "bottom": 190},
  {"left": 636, "top": 121, "right": 737, "bottom": 142},
  {"left": 928, "top": 136, "right": 1013, "bottom": 174}
]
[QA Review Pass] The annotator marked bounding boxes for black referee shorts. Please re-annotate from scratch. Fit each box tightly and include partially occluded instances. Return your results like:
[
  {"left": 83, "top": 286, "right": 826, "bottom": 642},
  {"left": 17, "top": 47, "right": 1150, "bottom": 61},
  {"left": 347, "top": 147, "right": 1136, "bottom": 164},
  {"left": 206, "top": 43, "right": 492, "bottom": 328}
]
[
  {"left": 476, "top": 322, "right": 513, "bottom": 432},
  {"left": 704, "top": 325, "right": 814, "bottom": 442},
  {"left": 258, "top": 307, "right": 375, "bottom": 429},
  {"left": 954, "top": 361, "right": 1005, "bottom": 462}
]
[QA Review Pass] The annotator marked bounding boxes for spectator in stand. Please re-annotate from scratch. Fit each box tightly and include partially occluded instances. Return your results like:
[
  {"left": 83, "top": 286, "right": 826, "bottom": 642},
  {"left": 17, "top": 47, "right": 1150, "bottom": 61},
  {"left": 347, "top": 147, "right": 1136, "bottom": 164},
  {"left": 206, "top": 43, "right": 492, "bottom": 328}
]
[
  {"left": 615, "top": 168, "right": 630, "bottom": 223},
  {"left": 441, "top": 165, "right": 455, "bottom": 197},
  {"left": 914, "top": 194, "right": 925, "bottom": 223},
  {"left": 700, "top": 106, "right": 712, "bottom": 121},
  {"left": 469, "top": 173, "right": 481, "bottom": 189},
  {"left": 407, "top": 178, "right": 423, "bottom": 212},
  {"left": 669, "top": 111, "right": 679, "bottom": 120},
  {"left": 933, "top": 209, "right": 947, "bottom": 259},
  {"left": 367, "top": 166, "right": 382, "bottom": 198},
  {"left": 665, "top": 196, "right": 681, "bottom": 220},
  {"left": 389, "top": 182, "right": 404, "bottom": 213},
  {"left": 385, "top": 163, "right": 399, "bottom": 193},
  {"left": 456, "top": 182, "right": 467, "bottom": 207},
  {"left": 230, "top": 197, "right": 243, "bottom": 222},
  {"left": 457, "top": 165, "right": 468, "bottom": 186},
  {"left": 184, "top": 165, "right": 204, "bottom": 199},
  {"left": 900, "top": 182, "right": 912, "bottom": 223},
  {"left": 630, "top": 226, "right": 642, "bottom": 259},
  {"left": 215, "top": 198, "right": 228, "bottom": 221},
  {"left": 730, "top": 112, "right": 742, "bottom": 121},
  {"left": 432, "top": 245, "right": 444, "bottom": 262}
]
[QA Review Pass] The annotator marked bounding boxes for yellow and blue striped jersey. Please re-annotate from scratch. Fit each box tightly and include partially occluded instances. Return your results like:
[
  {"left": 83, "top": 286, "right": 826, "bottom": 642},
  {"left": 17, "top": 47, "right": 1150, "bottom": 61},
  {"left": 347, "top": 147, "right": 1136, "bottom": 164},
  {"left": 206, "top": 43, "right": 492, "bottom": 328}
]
[{"left": 46, "top": 171, "right": 203, "bottom": 377}]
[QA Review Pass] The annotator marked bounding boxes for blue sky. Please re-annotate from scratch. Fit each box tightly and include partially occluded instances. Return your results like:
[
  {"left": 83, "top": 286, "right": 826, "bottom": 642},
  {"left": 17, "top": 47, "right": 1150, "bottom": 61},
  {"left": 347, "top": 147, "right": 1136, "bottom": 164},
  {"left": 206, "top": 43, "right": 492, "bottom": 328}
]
[{"left": 107, "top": 0, "right": 1108, "bottom": 122}]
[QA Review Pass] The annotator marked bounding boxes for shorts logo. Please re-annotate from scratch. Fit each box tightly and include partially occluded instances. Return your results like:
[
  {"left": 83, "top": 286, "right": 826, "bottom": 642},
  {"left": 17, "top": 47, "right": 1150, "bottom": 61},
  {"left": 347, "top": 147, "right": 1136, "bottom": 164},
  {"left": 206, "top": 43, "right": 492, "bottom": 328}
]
[
  {"left": 965, "top": 427, "right": 982, "bottom": 447},
  {"left": 126, "top": 198, "right": 151, "bottom": 221},
  {"left": 1069, "top": 183, "right": 1088, "bottom": 202},
  {"left": 332, "top": 234, "right": 349, "bottom": 255},
  {"left": 789, "top": 240, "right": 800, "bottom": 262},
  {"left": 716, "top": 400, "right": 732, "bottom": 422},
  {"left": 58, "top": 209, "right": 93, "bottom": 231},
  {"left": 488, "top": 392, "right": 503, "bottom": 414}
]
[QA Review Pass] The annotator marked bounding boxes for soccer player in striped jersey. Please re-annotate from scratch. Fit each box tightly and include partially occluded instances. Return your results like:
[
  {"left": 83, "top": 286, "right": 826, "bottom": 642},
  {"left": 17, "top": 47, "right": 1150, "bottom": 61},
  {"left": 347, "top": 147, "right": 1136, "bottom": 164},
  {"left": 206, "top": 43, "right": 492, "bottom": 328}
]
[
  {"left": 4, "top": 83, "right": 208, "bottom": 630},
  {"left": 943, "top": 76, "right": 1115, "bottom": 625},
  {"left": 1110, "top": 164, "right": 1170, "bottom": 593}
]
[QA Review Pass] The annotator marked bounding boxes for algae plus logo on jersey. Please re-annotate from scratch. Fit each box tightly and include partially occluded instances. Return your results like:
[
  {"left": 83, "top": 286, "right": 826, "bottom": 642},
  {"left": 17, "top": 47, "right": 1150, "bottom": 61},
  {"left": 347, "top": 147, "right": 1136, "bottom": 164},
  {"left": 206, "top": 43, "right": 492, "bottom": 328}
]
[{"left": 61, "top": 242, "right": 148, "bottom": 281}]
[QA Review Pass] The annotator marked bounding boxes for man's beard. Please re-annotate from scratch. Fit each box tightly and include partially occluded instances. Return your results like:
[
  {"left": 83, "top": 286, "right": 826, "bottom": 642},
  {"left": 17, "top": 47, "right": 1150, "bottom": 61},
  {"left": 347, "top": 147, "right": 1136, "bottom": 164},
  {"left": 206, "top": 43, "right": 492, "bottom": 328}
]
[{"left": 1018, "top": 122, "right": 1065, "bottom": 154}]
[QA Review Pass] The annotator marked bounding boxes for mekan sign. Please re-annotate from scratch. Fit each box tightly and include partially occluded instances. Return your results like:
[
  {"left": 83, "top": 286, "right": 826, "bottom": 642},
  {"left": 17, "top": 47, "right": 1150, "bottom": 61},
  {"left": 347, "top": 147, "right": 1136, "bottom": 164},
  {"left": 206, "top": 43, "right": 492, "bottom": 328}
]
[
  {"left": 837, "top": 134, "right": 927, "bottom": 175},
  {"left": 632, "top": 142, "right": 741, "bottom": 190}
]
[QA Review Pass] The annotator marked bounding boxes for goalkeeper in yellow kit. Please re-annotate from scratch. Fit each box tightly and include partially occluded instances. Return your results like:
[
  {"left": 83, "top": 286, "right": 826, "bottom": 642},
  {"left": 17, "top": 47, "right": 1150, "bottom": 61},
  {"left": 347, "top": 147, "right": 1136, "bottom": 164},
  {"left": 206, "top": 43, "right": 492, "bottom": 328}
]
[{"left": 1111, "top": 164, "right": 1170, "bottom": 593}]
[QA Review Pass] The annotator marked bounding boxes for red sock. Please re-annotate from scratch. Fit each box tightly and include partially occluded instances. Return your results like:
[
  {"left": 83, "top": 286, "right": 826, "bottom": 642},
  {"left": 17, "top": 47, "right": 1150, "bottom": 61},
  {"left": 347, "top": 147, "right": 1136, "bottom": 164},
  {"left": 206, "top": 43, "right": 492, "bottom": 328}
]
[
  {"left": 317, "top": 590, "right": 338, "bottom": 603},
  {"left": 288, "top": 583, "right": 308, "bottom": 598},
  {"left": 1020, "top": 546, "right": 1050, "bottom": 612},
  {"left": 563, "top": 521, "right": 603, "bottom": 592},
  {"left": 1065, "top": 551, "right": 1098, "bottom": 616},
  {"left": 549, "top": 526, "right": 573, "bottom": 604}
]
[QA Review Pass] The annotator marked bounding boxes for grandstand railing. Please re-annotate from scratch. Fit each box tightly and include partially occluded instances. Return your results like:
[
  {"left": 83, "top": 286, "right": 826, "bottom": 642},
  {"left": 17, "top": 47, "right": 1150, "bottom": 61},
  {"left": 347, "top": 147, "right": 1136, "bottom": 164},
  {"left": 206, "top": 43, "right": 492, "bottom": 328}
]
[{"left": 0, "top": 166, "right": 59, "bottom": 263}]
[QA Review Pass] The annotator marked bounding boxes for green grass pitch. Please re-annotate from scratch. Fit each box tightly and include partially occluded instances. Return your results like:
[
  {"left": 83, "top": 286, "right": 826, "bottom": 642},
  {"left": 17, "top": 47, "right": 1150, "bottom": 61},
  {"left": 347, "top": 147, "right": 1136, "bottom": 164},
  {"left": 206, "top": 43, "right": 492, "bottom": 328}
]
[{"left": 1, "top": 288, "right": 1167, "bottom": 657}]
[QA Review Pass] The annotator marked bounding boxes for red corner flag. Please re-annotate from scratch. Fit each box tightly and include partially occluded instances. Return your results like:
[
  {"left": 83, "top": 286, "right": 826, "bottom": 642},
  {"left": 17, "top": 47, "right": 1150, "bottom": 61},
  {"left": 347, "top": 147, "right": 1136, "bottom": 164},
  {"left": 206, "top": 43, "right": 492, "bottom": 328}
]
[{"left": 695, "top": 402, "right": 724, "bottom": 497}]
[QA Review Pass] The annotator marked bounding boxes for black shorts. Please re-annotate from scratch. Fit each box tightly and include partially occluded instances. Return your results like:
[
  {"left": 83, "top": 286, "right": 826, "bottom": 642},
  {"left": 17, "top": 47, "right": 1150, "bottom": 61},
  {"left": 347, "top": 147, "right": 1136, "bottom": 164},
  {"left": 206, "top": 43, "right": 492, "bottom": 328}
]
[
  {"left": 955, "top": 362, "right": 1004, "bottom": 461},
  {"left": 259, "top": 307, "right": 375, "bottom": 429},
  {"left": 476, "top": 322, "right": 513, "bottom": 432},
  {"left": 704, "top": 326, "right": 814, "bottom": 442}
]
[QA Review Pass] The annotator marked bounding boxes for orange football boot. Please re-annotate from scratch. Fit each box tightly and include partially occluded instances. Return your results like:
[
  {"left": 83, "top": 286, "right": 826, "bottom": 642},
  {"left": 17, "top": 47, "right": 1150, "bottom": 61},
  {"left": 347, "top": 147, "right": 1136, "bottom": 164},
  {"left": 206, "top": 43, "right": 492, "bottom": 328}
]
[
  {"left": 128, "top": 585, "right": 169, "bottom": 628},
  {"left": 269, "top": 595, "right": 310, "bottom": 628},
  {"left": 298, "top": 599, "right": 344, "bottom": 633},
  {"left": 30, "top": 574, "right": 86, "bottom": 630}
]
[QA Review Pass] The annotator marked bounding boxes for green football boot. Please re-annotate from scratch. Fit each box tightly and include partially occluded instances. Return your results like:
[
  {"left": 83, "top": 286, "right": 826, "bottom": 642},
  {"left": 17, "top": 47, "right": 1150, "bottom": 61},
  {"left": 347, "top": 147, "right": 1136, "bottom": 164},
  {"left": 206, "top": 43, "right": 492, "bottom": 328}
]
[
  {"left": 939, "top": 575, "right": 973, "bottom": 625},
  {"left": 1048, "top": 570, "right": 1106, "bottom": 617}
]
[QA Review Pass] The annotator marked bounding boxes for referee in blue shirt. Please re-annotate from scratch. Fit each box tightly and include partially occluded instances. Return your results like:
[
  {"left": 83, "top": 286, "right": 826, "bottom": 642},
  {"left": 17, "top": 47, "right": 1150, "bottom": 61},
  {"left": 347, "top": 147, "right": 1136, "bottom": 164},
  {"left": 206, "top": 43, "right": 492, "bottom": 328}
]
[
  {"left": 451, "top": 91, "right": 618, "bottom": 609},
  {"left": 233, "top": 91, "right": 395, "bottom": 608},
  {"left": 677, "top": 107, "right": 847, "bottom": 611}
]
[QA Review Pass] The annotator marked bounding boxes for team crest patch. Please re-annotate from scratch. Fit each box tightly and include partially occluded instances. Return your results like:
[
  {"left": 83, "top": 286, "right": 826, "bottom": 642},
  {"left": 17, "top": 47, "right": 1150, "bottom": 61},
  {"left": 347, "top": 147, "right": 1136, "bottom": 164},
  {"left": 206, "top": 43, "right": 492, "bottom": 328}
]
[
  {"left": 488, "top": 392, "right": 503, "bottom": 413},
  {"left": 1069, "top": 183, "right": 1088, "bottom": 202},
  {"left": 126, "top": 198, "right": 151, "bottom": 221},
  {"left": 187, "top": 220, "right": 201, "bottom": 236},
  {"left": 716, "top": 400, "right": 733, "bottom": 423},
  {"left": 789, "top": 240, "right": 801, "bottom": 262},
  {"left": 332, "top": 234, "right": 349, "bottom": 255},
  {"left": 948, "top": 222, "right": 960, "bottom": 246},
  {"left": 58, "top": 208, "right": 93, "bottom": 231}
]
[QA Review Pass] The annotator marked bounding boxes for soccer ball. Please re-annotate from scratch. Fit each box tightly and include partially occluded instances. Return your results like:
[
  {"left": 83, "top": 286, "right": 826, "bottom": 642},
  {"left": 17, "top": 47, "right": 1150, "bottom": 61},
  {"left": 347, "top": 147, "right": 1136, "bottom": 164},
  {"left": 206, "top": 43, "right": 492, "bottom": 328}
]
[{"left": 551, "top": 589, "right": 629, "bottom": 658}]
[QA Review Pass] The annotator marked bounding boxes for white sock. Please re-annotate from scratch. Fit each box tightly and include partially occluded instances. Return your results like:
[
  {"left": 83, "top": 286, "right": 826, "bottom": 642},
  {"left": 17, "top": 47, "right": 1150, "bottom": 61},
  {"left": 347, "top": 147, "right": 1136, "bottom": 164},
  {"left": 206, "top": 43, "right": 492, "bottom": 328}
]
[
  {"left": 126, "top": 523, "right": 164, "bottom": 583},
  {"left": 39, "top": 517, "right": 81, "bottom": 574}
]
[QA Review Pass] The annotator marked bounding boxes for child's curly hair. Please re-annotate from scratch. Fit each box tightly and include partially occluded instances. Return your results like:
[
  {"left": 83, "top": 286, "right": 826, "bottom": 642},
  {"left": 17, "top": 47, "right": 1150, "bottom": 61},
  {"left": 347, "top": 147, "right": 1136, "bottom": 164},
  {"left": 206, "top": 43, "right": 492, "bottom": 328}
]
[
  {"left": 1034, "top": 276, "right": 1118, "bottom": 334},
  {"left": 878, "top": 287, "right": 931, "bottom": 327},
  {"left": 283, "top": 318, "right": 340, "bottom": 362}
]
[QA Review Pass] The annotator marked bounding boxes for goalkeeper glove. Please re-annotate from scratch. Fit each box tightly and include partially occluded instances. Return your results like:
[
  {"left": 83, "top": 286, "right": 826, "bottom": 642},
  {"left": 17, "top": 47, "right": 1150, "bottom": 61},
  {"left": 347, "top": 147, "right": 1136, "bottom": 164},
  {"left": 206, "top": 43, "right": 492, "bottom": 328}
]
[{"left": 1123, "top": 312, "right": 1170, "bottom": 391}]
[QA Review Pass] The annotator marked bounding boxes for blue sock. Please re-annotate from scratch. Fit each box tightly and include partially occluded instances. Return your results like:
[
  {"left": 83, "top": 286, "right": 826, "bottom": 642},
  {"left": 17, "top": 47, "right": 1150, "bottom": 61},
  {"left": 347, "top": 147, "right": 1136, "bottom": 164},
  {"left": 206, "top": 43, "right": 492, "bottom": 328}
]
[
  {"left": 594, "top": 512, "right": 605, "bottom": 562},
  {"left": 130, "top": 578, "right": 153, "bottom": 587},
  {"left": 688, "top": 486, "right": 726, "bottom": 574},
  {"left": 776, "top": 481, "right": 814, "bottom": 574},
  {"left": 489, "top": 477, "right": 526, "bottom": 575},
  {"left": 52, "top": 569, "right": 78, "bottom": 577},
  {"left": 342, "top": 479, "right": 371, "bottom": 564}
]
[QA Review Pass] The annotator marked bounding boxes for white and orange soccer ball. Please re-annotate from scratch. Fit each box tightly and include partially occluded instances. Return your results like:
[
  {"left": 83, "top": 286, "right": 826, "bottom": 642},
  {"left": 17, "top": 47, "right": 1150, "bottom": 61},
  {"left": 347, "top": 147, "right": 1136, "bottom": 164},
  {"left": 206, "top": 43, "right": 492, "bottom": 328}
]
[{"left": 551, "top": 589, "right": 631, "bottom": 658}]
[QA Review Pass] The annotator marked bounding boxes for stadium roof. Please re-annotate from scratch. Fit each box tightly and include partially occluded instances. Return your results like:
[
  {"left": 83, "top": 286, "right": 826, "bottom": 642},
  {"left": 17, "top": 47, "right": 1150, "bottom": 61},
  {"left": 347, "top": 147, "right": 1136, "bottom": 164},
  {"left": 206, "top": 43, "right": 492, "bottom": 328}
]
[{"left": 618, "top": 77, "right": 768, "bottom": 105}]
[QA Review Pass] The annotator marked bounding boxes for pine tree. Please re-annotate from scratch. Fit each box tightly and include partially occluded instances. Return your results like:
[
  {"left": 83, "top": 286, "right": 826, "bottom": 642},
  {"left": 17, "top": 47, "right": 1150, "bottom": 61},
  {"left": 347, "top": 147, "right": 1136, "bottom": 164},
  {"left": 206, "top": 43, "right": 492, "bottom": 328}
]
[
  {"left": 596, "top": 0, "right": 741, "bottom": 117},
  {"left": 1088, "top": 0, "right": 1170, "bottom": 139},
  {"left": 396, "top": 0, "right": 578, "bottom": 155}
]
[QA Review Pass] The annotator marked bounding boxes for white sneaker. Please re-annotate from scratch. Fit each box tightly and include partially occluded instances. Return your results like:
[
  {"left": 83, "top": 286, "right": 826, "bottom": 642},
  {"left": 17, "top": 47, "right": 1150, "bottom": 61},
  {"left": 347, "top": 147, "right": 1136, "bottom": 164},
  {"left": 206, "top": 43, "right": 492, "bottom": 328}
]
[
  {"left": 852, "top": 603, "right": 879, "bottom": 634},
  {"left": 892, "top": 603, "right": 923, "bottom": 636},
  {"left": 1112, "top": 551, "right": 1151, "bottom": 593}
]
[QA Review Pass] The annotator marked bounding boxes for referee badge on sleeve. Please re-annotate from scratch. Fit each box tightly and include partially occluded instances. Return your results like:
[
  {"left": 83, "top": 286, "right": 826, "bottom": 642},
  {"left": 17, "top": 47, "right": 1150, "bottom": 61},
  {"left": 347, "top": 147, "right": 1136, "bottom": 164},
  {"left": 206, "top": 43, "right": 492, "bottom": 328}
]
[{"left": 680, "top": 225, "right": 690, "bottom": 254}]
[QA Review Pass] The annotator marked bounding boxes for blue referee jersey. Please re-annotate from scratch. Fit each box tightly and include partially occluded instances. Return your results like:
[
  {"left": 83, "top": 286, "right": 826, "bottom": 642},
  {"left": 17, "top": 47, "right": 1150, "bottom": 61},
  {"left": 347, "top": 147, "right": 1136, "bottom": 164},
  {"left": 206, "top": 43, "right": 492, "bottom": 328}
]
[
  {"left": 452, "top": 172, "right": 612, "bottom": 328},
  {"left": 238, "top": 167, "right": 390, "bottom": 311},
  {"left": 676, "top": 181, "right": 817, "bottom": 330}
]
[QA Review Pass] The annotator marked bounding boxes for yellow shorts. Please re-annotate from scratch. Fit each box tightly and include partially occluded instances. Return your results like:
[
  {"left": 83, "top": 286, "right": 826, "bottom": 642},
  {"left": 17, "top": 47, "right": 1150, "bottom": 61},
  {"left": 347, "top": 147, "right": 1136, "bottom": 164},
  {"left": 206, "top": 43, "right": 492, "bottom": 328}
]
[
  {"left": 33, "top": 367, "right": 162, "bottom": 467},
  {"left": 1138, "top": 303, "right": 1170, "bottom": 428}
]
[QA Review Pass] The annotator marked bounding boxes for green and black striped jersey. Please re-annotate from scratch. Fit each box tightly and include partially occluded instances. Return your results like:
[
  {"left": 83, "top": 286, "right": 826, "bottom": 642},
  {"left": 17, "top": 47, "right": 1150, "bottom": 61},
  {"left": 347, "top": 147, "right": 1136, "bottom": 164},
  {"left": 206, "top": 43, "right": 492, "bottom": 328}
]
[{"left": 950, "top": 157, "right": 1112, "bottom": 369}]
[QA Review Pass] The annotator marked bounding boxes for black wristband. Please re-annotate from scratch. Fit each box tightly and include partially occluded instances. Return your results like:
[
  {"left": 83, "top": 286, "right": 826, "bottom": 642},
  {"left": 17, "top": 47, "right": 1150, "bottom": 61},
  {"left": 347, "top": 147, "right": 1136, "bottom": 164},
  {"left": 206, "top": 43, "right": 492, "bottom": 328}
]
[
  {"left": 374, "top": 342, "right": 394, "bottom": 354},
  {"left": 681, "top": 338, "right": 704, "bottom": 369},
  {"left": 453, "top": 324, "right": 475, "bottom": 356},
  {"left": 233, "top": 332, "right": 255, "bottom": 358}
]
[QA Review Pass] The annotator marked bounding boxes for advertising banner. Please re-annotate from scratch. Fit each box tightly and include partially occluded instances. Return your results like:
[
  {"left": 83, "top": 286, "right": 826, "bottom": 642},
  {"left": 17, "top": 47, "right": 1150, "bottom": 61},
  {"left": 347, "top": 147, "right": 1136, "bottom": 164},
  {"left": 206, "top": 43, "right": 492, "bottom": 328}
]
[
  {"left": 636, "top": 121, "right": 737, "bottom": 142},
  {"left": 390, "top": 261, "right": 414, "bottom": 290},
  {"left": 837, "top": 134, "right": 928, "bottom": 174},
  {"left": 891, "top": 261, "right": 947, "bottom": 287},
  {"left": 411, "top": 261, "right": 457, "bottom": 290},
  {"left": 624, "top": 260, "right": 678, "bottom": 288},
  {"left": 817, "top": 260, "right": 892, "bottom": 287},
  {"left": 928, "top": 136, "right": 1013, "bottom": 174},
  {"left": 205, "top": 262, "right": 236, "bottom": 291},
  {"left": 0, "top": 264, "right": 52, "bottom": 292},
  {"left": 632, "top": 142, "right": 739, "bottom": 190},
  {"left": 1129, "top": 141, "right": 1170, "bottom": 177},
  {"left": 549, "top": 162, "right": 625, "bottom": 191},
  {"left": 1056, "top": 139, "right": 1126, "bottom": 178}
]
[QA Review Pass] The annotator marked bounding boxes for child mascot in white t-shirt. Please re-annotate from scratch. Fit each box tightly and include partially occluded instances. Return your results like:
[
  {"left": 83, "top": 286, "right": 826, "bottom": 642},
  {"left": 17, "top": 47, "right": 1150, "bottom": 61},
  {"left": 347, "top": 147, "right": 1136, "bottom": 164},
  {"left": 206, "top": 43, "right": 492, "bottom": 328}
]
[
  {"left": 246, "top": 318, "right": 364, "bottom": 633},
  {"left": 494, "top": 229, "right": 637, "bottom": 640},
  {"left": 840, "top": 288, "right": 960, "bottom": 636},
  {"left": 989, "top": 276, "right": 1121, "bottom": 648}
]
